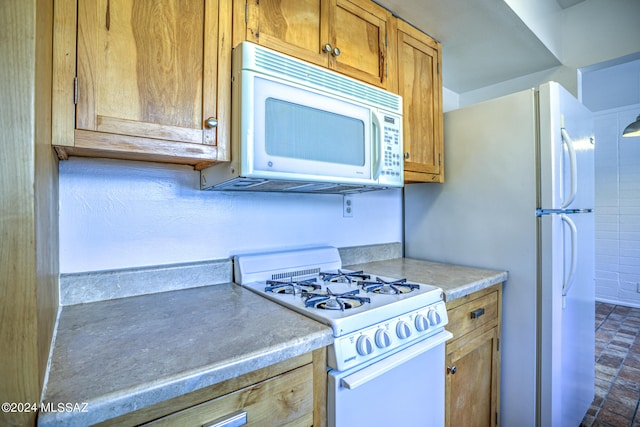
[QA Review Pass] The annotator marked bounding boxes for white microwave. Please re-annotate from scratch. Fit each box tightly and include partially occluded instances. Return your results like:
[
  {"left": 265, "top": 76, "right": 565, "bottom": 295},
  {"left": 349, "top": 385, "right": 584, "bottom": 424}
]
[{"left": 201, "top": 42, "right": 403, "bottom": 194}]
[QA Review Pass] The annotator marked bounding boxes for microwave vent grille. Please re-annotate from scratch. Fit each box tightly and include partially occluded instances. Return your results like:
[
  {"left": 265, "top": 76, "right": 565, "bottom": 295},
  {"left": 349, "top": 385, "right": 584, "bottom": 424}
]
[{"left": 253, "top": 47, "right": 400, "bottom": 114}]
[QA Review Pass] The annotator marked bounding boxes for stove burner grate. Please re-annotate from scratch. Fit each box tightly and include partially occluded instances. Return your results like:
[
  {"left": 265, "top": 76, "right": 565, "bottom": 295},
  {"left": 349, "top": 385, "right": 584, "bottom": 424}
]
[
  {"left": 303, "top": 288, "right": 371, "bottom": 311},
  {"left": 265, "top": 278, "right": 321, "bottom": 295},
  {"left": 320, "top": 270, "right": 370, "bottom": 284},
  {"left": 358, "top": 277, "right": 420, "bottom": 295}
]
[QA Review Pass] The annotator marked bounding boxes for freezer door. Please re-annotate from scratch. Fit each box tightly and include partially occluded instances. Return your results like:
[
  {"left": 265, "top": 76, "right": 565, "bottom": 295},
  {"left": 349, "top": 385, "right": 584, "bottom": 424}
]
[
  {"left": 539, "top": 211, "right": 595, "bottom": 427},
  {"left": 538, "top": 82, "right": 594, "bottom": 210}
]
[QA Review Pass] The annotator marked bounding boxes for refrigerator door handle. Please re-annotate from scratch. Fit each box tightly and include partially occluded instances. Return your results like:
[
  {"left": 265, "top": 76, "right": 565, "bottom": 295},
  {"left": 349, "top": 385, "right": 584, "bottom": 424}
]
[
  {"left": 560, "top": 128, "right": 578, "bottom": 209},
  {"left": 560, "top": 213, "right": 577, "bottom": 299}
]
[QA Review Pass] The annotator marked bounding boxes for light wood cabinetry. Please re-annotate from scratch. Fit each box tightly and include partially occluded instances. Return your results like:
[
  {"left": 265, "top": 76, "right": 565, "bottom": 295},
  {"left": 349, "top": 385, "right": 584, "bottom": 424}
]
[
  {"left": 237, "top": 0, "right": 392, "bottom": 89},
  {"left": 52, "top": 0, "right": 232, "bottom": 169},
  {"left": 392, "top": 20, "right": 444, "bottom": 183},
  {"left": 97, "top": 349, "right": 327, "bottom": 427},
  {"left": 1, "top": 2, "right": 58, "bottom": 426},
  {"left": 445, "top": 284, "right": 502, "bottom": 427}
]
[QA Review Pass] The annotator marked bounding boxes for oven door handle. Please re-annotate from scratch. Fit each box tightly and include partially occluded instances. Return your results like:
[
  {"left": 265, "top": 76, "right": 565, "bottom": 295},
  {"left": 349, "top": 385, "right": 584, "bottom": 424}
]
[{"left": 340, "top": 330, "right": 453, "bottom": 390}]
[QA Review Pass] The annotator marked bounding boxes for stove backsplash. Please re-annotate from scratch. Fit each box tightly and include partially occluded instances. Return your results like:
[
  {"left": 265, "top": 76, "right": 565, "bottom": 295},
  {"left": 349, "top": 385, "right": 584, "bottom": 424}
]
[
  {"left": 58, "top": 243, "right": 402, "bottom": 306},
  {"left": 59, "top": 158, "right": 403, "bottom": 274}
]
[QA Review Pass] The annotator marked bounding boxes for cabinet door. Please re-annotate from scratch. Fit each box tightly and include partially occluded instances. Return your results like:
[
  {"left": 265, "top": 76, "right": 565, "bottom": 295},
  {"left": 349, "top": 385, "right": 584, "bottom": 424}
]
[
  {"left": 445, "top": 327, "right": 500, "bottom": 427},
  {"left": 65, "top": 0, "right": 228, "bottom": 167},
  {"left": 245, "top": 0, "right": 330, "bottom": 67},
  {"left": 330, "top": 0, "right": 389, "bottom": 88},
  {"left": 396, "top": 20, "right": 444, "bottom": 183}
]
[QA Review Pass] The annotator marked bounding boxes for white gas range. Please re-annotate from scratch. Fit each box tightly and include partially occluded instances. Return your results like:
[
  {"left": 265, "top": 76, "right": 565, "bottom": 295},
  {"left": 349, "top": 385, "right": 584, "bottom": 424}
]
[{"left": 234, "top": 246, "right": 452, "bottom": 427}]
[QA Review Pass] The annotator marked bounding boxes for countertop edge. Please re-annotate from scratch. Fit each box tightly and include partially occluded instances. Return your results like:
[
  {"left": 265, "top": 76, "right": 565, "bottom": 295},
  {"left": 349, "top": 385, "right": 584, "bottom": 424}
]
[{"left": 442, "top": 271, "right": 508, "bottom": 302}]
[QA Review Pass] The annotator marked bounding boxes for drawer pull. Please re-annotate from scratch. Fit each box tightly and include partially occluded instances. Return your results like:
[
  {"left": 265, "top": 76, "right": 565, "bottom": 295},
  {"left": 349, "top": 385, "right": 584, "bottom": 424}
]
[
  {"left": 470, "top": 308, "right": 485, "bottom": 319},
  {"left": 203, "top": 410, "right": 247, "bottom": 427},
  {"left": 447, "top": 365, "right": 457, "bottom": 374}
]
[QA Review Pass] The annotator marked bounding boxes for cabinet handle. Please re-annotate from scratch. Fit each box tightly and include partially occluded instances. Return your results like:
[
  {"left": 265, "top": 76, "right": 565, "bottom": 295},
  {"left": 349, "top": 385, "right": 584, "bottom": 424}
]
[
  {"left": 203, "top": 410, "right": 247, "bottom": 427},
  {"left": 332, "top": 47, "right": 341, "bottom": 57},
  {"left": 323, "top": 43, "right": 333, "bottom": 53},
  {"left": 205, "top": 117, "right": 218, "bottom": 129},
  {"left": 404, "top": 152, "right": 410, "bottom": 159},
  {"left": 447, "top": 365, "right": 457, "bottom": 374},
  {"left": 470, "top": 308, "right": 485, "bottom": 319}
]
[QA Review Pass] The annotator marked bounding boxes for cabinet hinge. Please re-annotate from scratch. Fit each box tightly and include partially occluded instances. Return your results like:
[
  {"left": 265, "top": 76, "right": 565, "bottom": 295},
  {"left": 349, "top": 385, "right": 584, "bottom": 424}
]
[
  {"left": 496, "top": 411, "right": 499, "bottom": 426},
  {"left": 438, "top": 62, "right": 441, "bottom": 75},
  {"left": 497, "top": 337, "right": 500, "bottom": 351},
  {"left": 73, "top": 77, "right": 78, "bottom": 105},
  {"left": 438, "top": 153, "right": 441, "bottom": 166},
  {"left": 385, "top": 33, "right": 388, "bottom": 47},
  {"left": 245, "top": 2, "right": 248, "bottom": 23}
]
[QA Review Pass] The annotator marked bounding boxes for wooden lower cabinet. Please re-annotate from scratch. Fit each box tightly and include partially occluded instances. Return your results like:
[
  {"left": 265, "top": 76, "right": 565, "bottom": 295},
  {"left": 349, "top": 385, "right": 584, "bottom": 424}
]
[
  {"left": 445, "top": 284, "right": 502, "bottom": 427},
  {"left": 97, "top": 349, "right": 326, "bottom": 427}
]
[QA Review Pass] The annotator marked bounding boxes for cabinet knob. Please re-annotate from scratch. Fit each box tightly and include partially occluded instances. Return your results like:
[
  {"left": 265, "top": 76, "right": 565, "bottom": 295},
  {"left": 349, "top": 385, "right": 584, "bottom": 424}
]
[
  {"left": 447, "top": 365, "right": 457, "bottom": 375},
  {"left": 323, "top": 43, "right": 333, "bottom": 53},
  {"left": 333, "top": 47, "right": 341, "bottom": 57},
  {"left": 404, "top": 152, "right": 410, "bottom": 159},
  {"left": 205, "top": 117, "right": 218, "bottom": 128}
]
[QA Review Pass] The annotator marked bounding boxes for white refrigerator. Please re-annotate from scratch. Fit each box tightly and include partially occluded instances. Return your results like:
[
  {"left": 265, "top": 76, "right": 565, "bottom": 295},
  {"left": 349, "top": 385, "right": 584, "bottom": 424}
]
[{"left": 404, "top": 82, "right": 594, "bottom": 427}]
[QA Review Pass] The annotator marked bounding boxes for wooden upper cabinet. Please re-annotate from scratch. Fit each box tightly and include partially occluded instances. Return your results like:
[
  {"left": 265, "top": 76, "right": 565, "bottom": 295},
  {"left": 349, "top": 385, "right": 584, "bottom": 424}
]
[
  {"left": 242, "top": 0, "right": 391, "bottom": 89},
  {"left": 52, "top": 0, "right": 232, "bottom": 169},
  {"left": 394, "top": 20, "right": 444, "bottom": 183}
]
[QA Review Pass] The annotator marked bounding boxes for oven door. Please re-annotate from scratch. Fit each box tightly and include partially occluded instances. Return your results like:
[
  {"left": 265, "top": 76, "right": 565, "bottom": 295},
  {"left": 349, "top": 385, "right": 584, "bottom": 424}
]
[{"left": 328, "top": 330, "right": 452, "bottom": 427}]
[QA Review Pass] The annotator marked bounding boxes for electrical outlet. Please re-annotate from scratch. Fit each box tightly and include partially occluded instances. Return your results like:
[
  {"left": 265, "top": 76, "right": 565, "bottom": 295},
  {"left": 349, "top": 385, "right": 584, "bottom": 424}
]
[{"left": 343, "top": 196, "right": 353, "bottom": 217}]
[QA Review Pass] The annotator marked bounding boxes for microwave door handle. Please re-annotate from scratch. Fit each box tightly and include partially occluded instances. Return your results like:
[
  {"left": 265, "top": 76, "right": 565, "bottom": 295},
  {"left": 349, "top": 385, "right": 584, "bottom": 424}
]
[{"left": 371, "top": 112, "right": 383, "bottom": 180}]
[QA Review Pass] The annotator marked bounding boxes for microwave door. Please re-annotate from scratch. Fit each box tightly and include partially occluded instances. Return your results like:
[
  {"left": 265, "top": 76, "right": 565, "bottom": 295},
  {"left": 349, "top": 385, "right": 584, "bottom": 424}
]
[{"left": 250, "top": 74, "right": 373, "bottom": 183}]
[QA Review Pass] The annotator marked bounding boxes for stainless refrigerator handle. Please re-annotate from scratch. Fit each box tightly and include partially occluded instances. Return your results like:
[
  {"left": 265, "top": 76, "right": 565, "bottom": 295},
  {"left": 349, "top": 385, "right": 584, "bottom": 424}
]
[
  {"left": 560, "top": 214, "right": 577, "bottom": 302},
  {"left": 560, "top": 128, "right": 578, "bottom": 209}
]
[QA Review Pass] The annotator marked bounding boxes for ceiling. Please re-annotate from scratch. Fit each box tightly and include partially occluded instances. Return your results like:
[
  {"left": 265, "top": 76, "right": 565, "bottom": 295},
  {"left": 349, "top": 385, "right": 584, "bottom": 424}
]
[{"left": 376, "top": 0, "right": 572, "bottom": 94}]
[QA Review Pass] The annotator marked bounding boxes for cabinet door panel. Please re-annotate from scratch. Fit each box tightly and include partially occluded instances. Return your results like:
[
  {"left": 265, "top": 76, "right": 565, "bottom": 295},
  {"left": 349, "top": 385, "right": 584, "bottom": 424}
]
[
  {"left": 332, "top": 0, "right": 387, "bottom": 88},
  {"left": 77, "top": 0, "right": 217, "bottom": 145},
  {"left": 246, "top": 0, "right": 329, "bottom": 67},
  {"left": 396, "top": 21, "right": 443, "bottom": 182},
  {"left": 446, "top": 327, "right": 499, "bottom": 427}
]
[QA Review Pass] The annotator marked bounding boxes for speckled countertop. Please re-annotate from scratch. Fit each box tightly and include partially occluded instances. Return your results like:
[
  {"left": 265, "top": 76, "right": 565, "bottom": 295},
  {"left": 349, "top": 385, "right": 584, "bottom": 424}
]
[
  {"left": 38, "top": 283, "right": 333, "bottom": 427},
  {"left": 345, "top": 257, "right": 508, "bottom": 302}
]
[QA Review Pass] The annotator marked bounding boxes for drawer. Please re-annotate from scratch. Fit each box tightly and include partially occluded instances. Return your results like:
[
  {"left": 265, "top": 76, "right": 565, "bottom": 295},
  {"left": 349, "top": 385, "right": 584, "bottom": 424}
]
[
  {"left": 446, "top": 291, "right": 499, "bottom": 339},
  {"left": 145, "top": 364, "right": 314, "bottom": 426}
]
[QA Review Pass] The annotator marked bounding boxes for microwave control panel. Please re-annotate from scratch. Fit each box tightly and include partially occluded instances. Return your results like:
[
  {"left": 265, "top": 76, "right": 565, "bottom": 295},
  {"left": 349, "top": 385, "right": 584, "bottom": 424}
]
[{"left": 380, "top": 113, "right": 403, "bottom": 185}]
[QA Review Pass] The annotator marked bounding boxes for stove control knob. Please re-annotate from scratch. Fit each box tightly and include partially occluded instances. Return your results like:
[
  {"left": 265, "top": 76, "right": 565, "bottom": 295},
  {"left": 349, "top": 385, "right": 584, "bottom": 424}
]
[
  {"left": 356, "top": 335, "right": 374, "bottom": 356},
  {"left": 428, "top": 308, "right": 441, "bottom": 326},
  {"left": 396, "top": 321, "right": 412, "bottom": 339},
  {"left": 375, "top": 329, "right": 392, "bottom": 348},
  {"left": 415, "top": 314, "right": 429, "bottom": 332}
]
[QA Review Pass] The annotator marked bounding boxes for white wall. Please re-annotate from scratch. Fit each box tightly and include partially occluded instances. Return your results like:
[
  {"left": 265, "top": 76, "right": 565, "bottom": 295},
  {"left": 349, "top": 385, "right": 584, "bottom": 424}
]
[
  {"left": 581, "top": 56, "right": 640, "bottom": 307},
  {"left": 59, "top": 158, "right": 403, "bottom": 273},
  {"left": 593, "top": 106, "right": 640, "bottom": 307}
]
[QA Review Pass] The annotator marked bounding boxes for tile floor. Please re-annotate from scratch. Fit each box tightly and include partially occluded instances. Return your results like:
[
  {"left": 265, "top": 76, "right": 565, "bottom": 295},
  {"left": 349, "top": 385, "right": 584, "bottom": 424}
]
[{"left": 580, "top": 302, "right": 640, "bottom": 427}]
